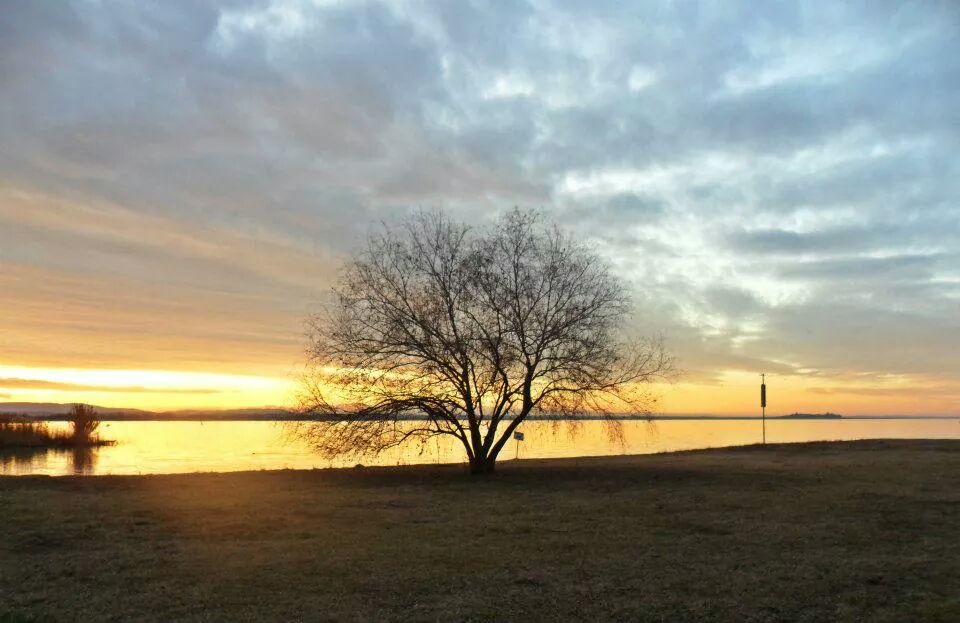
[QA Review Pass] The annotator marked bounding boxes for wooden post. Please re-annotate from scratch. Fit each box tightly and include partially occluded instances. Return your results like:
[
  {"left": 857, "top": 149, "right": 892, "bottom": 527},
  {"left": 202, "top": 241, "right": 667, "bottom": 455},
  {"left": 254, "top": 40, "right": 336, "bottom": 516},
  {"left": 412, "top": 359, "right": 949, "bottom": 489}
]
[{"left": 761, "top": 373, "right": 767, "bottom": 445}]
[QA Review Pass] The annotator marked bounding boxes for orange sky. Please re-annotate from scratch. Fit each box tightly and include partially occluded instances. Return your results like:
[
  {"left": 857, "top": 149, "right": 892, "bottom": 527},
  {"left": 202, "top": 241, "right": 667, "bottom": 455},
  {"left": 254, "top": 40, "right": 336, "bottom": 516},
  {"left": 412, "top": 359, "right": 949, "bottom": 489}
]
[{"left": 1, "top": 363, "right": 957, "bottom": 417}]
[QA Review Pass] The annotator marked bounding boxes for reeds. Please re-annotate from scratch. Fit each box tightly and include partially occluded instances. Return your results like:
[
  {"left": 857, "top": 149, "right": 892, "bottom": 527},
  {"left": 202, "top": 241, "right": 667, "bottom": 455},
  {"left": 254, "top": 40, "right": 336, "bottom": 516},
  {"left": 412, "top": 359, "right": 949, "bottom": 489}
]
[
  {"left": 0, "top": 420, "right": 72, "bottom": 447},
  {"left": 0, "top": 405, "right": 113, "bottom": 448}
]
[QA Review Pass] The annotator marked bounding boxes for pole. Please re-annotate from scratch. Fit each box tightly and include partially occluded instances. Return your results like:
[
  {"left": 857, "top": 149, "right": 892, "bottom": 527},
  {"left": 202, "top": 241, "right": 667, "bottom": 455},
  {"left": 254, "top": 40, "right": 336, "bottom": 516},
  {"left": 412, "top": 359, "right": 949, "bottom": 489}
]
[{"left": 761, "top": 373, "right": 767, "bottom": 445}]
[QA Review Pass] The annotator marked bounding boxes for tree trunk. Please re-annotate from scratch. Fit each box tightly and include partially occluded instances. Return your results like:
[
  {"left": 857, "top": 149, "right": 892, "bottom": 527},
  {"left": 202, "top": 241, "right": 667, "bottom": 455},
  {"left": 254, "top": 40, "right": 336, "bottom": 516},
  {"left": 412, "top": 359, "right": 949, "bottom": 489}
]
[{"left": 469, "top": 455, "right": 496, "bottom": 475}]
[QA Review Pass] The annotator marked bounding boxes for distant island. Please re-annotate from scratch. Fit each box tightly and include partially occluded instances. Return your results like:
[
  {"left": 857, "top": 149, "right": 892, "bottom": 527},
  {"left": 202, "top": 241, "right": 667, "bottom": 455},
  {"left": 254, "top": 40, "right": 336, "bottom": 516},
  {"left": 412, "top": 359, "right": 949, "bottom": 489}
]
[{"left": 777, "top": 412, "right": 843, "bottom": 419}]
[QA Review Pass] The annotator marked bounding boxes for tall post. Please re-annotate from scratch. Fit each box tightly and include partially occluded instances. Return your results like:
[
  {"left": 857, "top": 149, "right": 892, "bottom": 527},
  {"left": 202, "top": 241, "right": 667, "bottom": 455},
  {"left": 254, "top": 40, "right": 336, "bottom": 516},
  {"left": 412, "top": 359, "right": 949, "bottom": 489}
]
[{"left": 760, "top": 373, "right": 767, "bottom": 445}]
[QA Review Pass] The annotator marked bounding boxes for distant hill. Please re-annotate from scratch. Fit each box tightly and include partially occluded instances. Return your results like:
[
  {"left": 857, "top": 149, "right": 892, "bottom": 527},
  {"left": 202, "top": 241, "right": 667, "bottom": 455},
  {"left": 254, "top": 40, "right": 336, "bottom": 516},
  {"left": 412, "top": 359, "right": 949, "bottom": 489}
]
[
  {"left": 0, "top": 402, "right": 154, "bottom": 417},
  {"left": 0, "top": 402, "right": 299, "bottom": 421},
  {"left": 157, "top": 408, "right": 299, "bottom": 421}
]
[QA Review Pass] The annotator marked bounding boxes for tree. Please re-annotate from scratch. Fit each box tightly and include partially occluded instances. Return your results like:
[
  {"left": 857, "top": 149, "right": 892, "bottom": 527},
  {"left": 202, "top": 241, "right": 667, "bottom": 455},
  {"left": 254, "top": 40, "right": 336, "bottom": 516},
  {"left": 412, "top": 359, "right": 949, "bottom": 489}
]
[
  {"left": 295, "top": 209, "right": 673, "bottom": 474},
  {"left": 69, "top": 403, "right": 100, "bottom": 444}
]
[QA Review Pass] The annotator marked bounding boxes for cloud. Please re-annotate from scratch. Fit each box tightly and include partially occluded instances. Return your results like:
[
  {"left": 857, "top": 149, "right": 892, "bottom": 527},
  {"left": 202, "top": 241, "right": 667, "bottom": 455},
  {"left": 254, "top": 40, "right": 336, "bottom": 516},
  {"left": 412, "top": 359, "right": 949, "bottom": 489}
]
[
  {"left": 0, "top": 378, "right": 220, "bottom": 395},
  {"left": 775, "top": 254, "right": 952, "bottom": 283},
  {"left": 0, "top": 0, "right": 958, "bottom": 410},
  {"left": 808, "top": 385, "right": 960, "bottom": 399}
]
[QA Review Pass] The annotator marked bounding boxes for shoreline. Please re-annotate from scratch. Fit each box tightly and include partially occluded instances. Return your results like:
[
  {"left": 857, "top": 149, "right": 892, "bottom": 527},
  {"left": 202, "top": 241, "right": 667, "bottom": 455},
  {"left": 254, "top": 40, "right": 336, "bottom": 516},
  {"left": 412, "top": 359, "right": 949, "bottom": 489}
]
[{"left": 3, "top": 438, "right": 957, "bottom": 480}]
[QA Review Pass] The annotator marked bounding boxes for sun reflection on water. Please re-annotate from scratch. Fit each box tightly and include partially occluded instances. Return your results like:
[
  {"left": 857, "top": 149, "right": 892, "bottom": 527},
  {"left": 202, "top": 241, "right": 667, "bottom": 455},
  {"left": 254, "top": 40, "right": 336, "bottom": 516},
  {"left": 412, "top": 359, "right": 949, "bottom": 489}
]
[{"left": 1, "top": 418, "right": 957, "bottom": 476}]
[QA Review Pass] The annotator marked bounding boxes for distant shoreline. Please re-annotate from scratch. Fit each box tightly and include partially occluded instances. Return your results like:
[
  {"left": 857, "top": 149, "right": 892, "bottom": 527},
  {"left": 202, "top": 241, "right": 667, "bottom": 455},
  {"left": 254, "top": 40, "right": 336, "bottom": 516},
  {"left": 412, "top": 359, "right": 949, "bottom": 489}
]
[{"left": 4, "top": 413, "right": 957, "bottom": 422}]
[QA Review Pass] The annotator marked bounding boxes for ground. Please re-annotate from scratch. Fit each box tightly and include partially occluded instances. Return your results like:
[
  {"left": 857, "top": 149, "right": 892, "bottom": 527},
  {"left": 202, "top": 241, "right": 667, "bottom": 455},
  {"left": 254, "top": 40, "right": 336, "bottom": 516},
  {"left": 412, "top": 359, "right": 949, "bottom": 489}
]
[{"left": 1, "top": 439, "right": 958, "bottom": 622}]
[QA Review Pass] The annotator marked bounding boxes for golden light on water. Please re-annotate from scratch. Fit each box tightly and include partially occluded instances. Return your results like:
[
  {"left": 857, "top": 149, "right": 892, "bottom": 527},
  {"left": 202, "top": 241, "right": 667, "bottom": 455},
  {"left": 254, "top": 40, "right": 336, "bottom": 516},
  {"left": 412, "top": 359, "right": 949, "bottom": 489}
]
[{"left": 4, "top": 418, "right": 957, "bottom": 477}]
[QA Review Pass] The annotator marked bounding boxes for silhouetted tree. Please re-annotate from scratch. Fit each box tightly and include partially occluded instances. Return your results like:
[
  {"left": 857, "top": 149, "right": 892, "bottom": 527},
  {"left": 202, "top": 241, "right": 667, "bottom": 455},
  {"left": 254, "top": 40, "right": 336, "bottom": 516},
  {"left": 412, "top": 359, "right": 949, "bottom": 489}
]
[
  {"left": 70, "top": 404, "right": 100, "bottom": 444},
  {"left": 295, "top": 209, "right": 672, "bottom": 473}
]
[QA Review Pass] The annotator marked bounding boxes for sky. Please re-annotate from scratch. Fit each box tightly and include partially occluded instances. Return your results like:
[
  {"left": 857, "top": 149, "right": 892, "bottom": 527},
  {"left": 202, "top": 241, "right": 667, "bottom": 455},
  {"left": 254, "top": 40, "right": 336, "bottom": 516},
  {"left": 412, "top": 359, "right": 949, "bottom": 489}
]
[{"left": 1, "top": 1, "right": 958, "bottom": 415}]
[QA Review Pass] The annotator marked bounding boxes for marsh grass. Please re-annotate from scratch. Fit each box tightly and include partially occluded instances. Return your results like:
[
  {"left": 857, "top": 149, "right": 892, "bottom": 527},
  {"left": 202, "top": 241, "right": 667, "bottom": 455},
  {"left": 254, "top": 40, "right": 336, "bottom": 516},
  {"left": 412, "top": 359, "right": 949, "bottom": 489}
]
[
  {"left": 0, "top": 405, "right": 113, "bottom": 449},
  {"left": 0, "top": 420, "right": 74, "bottom": 447}
]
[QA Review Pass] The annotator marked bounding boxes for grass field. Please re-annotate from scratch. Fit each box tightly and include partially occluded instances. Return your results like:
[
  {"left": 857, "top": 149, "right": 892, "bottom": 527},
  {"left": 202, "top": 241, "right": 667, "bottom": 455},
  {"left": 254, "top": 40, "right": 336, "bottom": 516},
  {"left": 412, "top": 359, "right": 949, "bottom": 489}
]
[{"left": 1, "top": 439, "right": 958, "bottom": 622}]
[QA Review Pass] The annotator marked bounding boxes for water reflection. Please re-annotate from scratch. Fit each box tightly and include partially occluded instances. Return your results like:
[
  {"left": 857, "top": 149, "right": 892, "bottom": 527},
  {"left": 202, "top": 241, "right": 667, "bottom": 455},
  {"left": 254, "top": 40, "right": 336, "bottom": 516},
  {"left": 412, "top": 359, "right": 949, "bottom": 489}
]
[
  {"left": 0, "top": 446, "right": 98, "bottom": 475},
  {"left": 1, "top": 447, "right": 50, "bottom": 473},
  {"left": 1, "top": 418, "right": 956, "bottom": 477},
  {"left": 70, "top": 446, "right": 97, "bottom": 474}
]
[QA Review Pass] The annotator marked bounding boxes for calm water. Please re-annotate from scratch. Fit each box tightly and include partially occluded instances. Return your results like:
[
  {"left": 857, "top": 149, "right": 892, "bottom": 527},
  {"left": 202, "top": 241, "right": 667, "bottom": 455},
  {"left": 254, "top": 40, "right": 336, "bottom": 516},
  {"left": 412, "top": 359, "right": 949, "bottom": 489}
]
[{"left": 1, "top": 418, "right": 957, "bottom": 476}]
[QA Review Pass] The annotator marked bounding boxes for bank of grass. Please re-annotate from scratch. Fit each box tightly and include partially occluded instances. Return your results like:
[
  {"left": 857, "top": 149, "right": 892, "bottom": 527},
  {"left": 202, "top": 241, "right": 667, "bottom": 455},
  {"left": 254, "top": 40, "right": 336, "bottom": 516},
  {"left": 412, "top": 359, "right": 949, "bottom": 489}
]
[{"left": 1, "top": 439, "right": 957, "bottom": 622}]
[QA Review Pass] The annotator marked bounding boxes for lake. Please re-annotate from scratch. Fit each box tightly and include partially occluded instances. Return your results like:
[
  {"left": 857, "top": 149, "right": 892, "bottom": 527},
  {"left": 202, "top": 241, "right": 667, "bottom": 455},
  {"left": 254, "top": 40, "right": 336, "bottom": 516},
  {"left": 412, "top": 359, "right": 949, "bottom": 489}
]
[{"left": 1, "top": 418, "right": 957, "bottom": 476}]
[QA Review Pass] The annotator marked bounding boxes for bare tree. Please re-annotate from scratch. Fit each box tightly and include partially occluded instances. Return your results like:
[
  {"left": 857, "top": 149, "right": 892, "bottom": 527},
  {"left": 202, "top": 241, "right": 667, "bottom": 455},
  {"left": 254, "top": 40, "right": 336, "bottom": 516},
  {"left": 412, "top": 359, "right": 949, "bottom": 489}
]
[
  {"left": 294, "top": 209, "right": 672, "bottom": 473},
  {"left": 69, "top": 403, "right": 100, "bottom": 444}
]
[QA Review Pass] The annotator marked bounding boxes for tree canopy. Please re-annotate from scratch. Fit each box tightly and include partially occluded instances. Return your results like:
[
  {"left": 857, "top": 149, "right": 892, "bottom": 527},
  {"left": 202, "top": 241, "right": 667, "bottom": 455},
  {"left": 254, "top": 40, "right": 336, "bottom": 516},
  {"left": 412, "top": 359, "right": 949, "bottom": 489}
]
[{"left": 295, "top": 209, "right": 672, "bottom": 473}]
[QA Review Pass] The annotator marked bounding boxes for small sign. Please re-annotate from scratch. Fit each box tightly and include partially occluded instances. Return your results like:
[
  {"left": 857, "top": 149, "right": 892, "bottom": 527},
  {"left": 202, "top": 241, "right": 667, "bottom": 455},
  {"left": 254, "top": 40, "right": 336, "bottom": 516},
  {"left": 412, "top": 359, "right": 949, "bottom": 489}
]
[{"left": 513, "top": 431, "right": 524, "bottom": 441}]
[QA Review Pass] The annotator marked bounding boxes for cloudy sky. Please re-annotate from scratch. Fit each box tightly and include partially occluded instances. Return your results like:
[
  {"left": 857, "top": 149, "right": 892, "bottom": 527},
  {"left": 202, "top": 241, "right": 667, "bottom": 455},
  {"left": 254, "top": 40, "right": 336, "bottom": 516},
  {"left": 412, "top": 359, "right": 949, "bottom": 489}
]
[{"left": 2, "top": 0, "right": 958, "bottom": 414}]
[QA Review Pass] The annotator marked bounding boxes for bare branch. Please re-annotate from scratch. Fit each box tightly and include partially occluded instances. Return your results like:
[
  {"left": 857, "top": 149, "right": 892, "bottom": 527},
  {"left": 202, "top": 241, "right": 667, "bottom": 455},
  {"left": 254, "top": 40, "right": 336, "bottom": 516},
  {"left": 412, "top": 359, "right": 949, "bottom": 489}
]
[{"left": 295, "top": 208, "right": 675, "bottom": 473}]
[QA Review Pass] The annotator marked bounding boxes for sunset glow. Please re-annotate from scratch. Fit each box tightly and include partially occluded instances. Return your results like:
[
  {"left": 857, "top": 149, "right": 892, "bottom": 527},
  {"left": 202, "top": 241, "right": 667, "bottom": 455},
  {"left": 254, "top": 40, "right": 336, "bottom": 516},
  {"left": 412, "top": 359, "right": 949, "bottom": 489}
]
[
  {"left": 2, "top": 1, "right": 957, "bottom": 417},
  {"left": 1, "top": 363, "right": 957, "bottom": 417},
  {"left": 2, "top": 4, "right": 958, "bottom": 619},
  {"left": 0, "top": 365, "right": 294, "bottom": 411}
]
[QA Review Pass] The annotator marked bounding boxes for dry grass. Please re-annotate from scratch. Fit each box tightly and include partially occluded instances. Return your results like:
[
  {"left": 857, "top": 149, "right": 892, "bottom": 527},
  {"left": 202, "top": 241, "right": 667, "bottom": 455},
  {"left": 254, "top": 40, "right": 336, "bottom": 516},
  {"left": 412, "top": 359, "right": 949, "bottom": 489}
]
[
  {"left": 0, "top": 421, "right": 76, "bottom": 448},
  {"left": 1, "top": 439, "right": 958, "bottom": 622},
  {"left": 0, "top": 407, "right": 111, "bottom": 449},
  {"left": 0, "top": 421, "right": 112, "bottom": 449}
]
